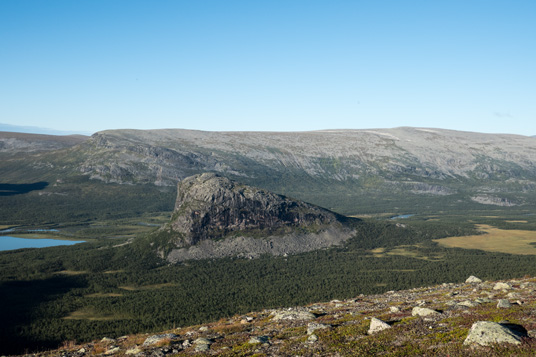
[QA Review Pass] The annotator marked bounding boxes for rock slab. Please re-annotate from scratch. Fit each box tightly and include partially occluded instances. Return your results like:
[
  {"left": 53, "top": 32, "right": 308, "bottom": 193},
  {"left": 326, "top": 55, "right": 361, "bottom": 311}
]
[
  {"left": 368, "top": 317, "right": 391, "bottom": 334},
  {"left": 272, "top": 309, "right": 316, "bottom": 321},
  {"left": 464, "top": 321, "right": 525, "bottom": 346},
  {"left": 466, "top": 275, "right": 482, "bottom": 283},
  {"left": 143, "top": 333, "right": 177, "bottom": 346},
  {"left": 412, "top": 307, "right": 441, "bottom": 317}
]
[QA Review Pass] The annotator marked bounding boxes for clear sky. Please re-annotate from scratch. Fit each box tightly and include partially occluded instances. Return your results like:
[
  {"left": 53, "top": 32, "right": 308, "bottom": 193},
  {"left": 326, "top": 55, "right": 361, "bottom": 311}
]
[{"left": 1, "top": 1, "right": 535, "bottom": 135}]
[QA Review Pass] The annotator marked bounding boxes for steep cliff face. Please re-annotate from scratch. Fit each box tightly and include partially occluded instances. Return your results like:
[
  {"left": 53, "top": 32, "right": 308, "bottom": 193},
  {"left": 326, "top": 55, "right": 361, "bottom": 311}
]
[
  {"left": 155, "top": 173, "right": 354, "bottom": 262},
  {"left": 169, "top": 173, "right": 343, "bottom": 246}
]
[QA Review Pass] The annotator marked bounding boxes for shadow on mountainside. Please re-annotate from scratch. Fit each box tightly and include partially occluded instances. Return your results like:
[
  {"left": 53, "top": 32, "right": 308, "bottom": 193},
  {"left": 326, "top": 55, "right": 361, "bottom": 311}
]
[
  {"left": 0, "top": 182, "right": 49, "bottom": 196},
  {"left": 0, "top": 275, "right": 86, "bottom": 355}
]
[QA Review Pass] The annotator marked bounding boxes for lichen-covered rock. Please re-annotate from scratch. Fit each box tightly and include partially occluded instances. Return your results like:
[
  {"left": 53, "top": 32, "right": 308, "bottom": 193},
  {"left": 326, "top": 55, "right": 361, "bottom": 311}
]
[
  {"left": 193, "top": 337, "right": 212, "bottom": 352},
  {"left": 464, "top": 321, "right": 526, "bottom": 346},
  {"left": 466, "top": 275, "right": 482, "bottom": 283},
  {"left": 411, "top": 307, "right": 441, "bottom": 317},
  {"left": 368, "top": 317, "right": 391, "bottom": 334},
  {"left": 143, "top": 333, "right": 177, "bottom": 346},
  {"left": 271, "top": 309, "right": 316, "bottom": 321},
  {"left": 125, "top": 347, "right": 142, "bottom": 355},
  {"left": 307, "top": 322, "right": 330, "bottom": 335},
  {"left": 104, "top": 346, "right": 120, "bottom": 355},
  {"left": 493, "top": 282, "right": 512, "bottom": 290},
  {"left": 248, "top": 335, "right": 270, "bottom": 344},
  {"left": 457, "top": 300, "right": 479, "bottom": 308},
  {"left": 497, "top": 299, "right": 512, "bottom": 308}
]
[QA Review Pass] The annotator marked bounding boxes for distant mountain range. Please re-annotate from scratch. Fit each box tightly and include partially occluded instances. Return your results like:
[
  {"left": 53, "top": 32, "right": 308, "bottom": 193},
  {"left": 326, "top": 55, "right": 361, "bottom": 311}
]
[
  {"left": 0, "top": 123, "right": 93, "bottom": 136},
  {"left": 2, "top": 127, "right": 536, "bottom": 218}
]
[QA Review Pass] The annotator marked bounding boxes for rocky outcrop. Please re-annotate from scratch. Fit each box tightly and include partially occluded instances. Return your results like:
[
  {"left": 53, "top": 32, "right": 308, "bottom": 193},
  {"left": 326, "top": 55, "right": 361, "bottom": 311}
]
[
  {"left": 471, "top": 195, "right": 518, "bottom": 207},
  {"left": 157, "top": 173, "right": 355, "bottom": 262},
  {"left": 170, "top": 173, "right": 343, "bottom": 245}
]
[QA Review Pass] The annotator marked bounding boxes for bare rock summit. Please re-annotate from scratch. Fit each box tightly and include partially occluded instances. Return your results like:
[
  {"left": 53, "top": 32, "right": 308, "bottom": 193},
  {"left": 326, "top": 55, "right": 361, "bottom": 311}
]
[{"left": 154, "top": 173, "right": 357, "bottom": 262}]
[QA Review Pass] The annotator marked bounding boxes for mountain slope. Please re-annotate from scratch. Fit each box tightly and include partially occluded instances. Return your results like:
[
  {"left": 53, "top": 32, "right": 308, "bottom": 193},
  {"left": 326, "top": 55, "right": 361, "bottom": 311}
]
[
  {"left": 76, "top": 127, "right": 536, "bottom": 187},
  {"left": 0, "top": 131, "right": 88, "bottom": 153},
  {"left": 70, "top": 127, "right": 536, "bottom": 214},
  {"left": 2, "top": 127, "right": 536, "bottom": 222},
  {"left": 28, "top": 275, "right": 536, "bottom": 356}
]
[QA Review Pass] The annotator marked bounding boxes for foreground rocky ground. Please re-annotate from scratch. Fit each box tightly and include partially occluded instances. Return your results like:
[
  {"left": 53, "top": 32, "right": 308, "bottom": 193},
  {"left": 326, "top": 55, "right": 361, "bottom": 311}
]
[{"left": 21, "top": 276, "right": 536, "bottom": 356}]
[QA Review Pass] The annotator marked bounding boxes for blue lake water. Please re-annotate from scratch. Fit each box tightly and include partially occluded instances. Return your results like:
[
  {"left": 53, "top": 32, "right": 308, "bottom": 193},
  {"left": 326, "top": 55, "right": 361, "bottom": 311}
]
[
  {"left": 390, "top": 214, "right": 415, "bottom": 219},
  {"left": 0, "top": 236, "right": 85, "bottom": 251}
]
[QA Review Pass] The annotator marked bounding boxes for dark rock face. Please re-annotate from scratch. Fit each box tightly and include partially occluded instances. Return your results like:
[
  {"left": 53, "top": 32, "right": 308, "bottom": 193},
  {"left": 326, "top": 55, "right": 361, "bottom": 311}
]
[{"left": 169, "top": 173, "right": 342, "bottom": 247}]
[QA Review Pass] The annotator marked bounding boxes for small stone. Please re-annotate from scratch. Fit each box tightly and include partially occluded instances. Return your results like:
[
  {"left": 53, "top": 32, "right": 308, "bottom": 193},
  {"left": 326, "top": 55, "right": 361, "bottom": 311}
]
[
  {"left": 497, "top": 299, "right": 512, "bottom": 308},
  {"left": 193, "top": 337, "right": 212, "bottom": 352},
  {"left": 464, "top": 321, "right": 525, "bottom": 346},
  {"left": 466, "top": 275, "right": 482, "bottom": 283},
  {"left": 125, "top": 347, "right": 142, "bottom": 355},
  {"left": 475, "top": 298, "right": 493, "bottom": 304},
  {"left": 199, "top": 326, "right": 209, "bottom": 332},
  {"left": 271, "top": 310, "right": 316, "bottom": 321},
  {"left": 195, "top": 343, "right": 210, "bottom": 352},
  {"left": 101, "top": 337, "right": 115, "bottom": 344},
  {"left": 307, "top": 334, "right": 318, "bottom": 343},
  {"left": 104, "top": 346, "right": 121, "bottom": 355},
  {"left": 143, "top": 333, "right": 177, "bottom": 346},
  {"left": 368, "top": 317, "right": 391, "bottom": 334},
  {"left": 412, "top": 307, "right": 441, "bottom": 317},
  {"left": 507, "top": 292, "right": 520, "bottom": 298},
  {"left": 457, "top": 300, "right": 479, "bottom": 308},
  {"left": 389, "top": 306, "right": 400, "bottom": 313},
  {"left": 78, "top": 348, "right": 86, "bottom": 353},
  {"left": 493, "top": 282, "right": 512, "bottom": 290},
  {"left": 248, "top": 335, "right": 269, "bottom": 344},
  {"left": 307, "top": 322, "right": 330, "bottom": 335}
]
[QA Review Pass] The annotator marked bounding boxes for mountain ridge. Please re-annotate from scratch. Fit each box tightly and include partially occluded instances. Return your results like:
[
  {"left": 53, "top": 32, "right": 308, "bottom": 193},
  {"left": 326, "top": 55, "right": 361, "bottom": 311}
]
[{"left": 2, "top": 126, "right": 536, "bottom": 222}]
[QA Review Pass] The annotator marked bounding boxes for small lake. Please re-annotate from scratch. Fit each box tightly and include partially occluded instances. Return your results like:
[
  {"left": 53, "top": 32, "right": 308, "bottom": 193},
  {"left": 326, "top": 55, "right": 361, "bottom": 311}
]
[
  {"left": 390, "top": 214, "right": 415, "bottom": 219},
  {"left": 0, "top": 236, "right": 85, "bottom": 252}
]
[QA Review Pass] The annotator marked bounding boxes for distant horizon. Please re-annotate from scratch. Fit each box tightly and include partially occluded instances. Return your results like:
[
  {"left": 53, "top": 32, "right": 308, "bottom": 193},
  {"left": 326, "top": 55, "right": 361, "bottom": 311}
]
[{"left": 1, "top": 122, "right": 534, "bottom": 138}]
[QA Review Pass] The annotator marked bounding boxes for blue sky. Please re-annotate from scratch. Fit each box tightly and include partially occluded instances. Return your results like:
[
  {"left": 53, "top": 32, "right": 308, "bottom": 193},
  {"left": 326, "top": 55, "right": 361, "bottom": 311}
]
[{"left": 1, "top": 1, "right": 535, "bottom": 135}]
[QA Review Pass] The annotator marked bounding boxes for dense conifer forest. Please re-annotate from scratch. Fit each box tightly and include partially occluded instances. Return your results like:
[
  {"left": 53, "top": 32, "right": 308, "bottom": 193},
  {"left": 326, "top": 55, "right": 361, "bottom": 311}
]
[{"left": 2, "top": 218, "right": 536, "bottom": 355}]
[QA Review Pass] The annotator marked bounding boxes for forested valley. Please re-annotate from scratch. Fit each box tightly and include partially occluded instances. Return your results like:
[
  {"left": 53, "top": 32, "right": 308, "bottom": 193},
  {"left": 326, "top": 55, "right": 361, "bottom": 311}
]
[{"left": 2, "top": 218, "right": 536, "bottom": 355}]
